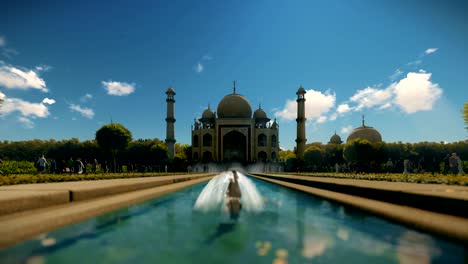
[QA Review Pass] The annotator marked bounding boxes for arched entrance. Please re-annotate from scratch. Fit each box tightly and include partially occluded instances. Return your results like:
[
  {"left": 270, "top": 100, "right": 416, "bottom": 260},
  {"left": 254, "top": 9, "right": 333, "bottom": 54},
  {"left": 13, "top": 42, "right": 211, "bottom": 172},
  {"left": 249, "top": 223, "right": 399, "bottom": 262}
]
[
  {"left": 258, "top": 151, "right": 267, "bottom": 162},
  {"left": 223, "top": 130, "right": 247, "bottom": 162}
]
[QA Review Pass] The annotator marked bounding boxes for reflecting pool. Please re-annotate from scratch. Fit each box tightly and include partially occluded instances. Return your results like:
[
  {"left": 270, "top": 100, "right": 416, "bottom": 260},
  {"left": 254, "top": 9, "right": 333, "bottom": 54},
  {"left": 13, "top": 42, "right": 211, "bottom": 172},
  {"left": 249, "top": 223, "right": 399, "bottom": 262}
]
[{"left": 1, "top": 172, "right": 466, "bottom": 263}]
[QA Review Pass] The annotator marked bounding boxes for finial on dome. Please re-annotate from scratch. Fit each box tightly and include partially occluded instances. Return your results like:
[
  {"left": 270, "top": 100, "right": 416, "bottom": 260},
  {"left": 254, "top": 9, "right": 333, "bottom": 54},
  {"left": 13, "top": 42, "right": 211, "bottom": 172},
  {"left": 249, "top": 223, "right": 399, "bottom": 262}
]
[
  {"left": 362, "top": 114, "right": 365, "bottom": 127},
  {"left": 259, "top": 103, "right": 262, "bottom": 109},
  {"left": 208, "top": 103, "right": 210, "bottom": 109},
  {"left": 233, "top": 80, "right": 236, "bottom": 94}
]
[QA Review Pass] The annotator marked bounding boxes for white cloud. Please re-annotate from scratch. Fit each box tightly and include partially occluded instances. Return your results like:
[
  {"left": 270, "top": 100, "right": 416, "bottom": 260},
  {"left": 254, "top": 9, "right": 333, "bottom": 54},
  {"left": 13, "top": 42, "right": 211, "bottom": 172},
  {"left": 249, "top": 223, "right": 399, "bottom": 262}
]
[
  {"left": 317, "top": 116, "right": 327, "bottom": 123},
  {"left": 69, "top": 104, "right": 94, "bottom": 119},
  {"left": 195, "top": 62, "right": 204, "bottom": 73},
  {"left": 202, "top": 55, "right": 212, "bottom": 60},
  {"left": 18, "top": 116, "right": 34, "bottom": 129},
  {"left": 275, "top": 89, "right": 335, "bottom": 122},
  {"left": 329, "top": 113, "right": 338, "bottom": 121},
  {"left": 80, "top": 93, "right": 93, "bottom": 102},
  {"left": 350, "top": 86, "right": 393, "bottom": 111},
  {"left": 336, "top": 104, "right": 351, "bottom": 114},
  {"left": 393, "top": 72, "right": 442, "bottom": 113},
  {"left": 425, "top": 48, "right": 438, "bottom": 55},
  {"left": 342, "top": 70, "right": 442, "bottom": 115},
  {"left": 1, "top": 96, "right": 50, "bottom": 118},
  {"left": 0, "top": 66, "right": 48, "bottom": 92},
  {"left": 102, "top": 81, "right": 135, "bottom": 96},
  {"left": 35, "top": 65, "right": 52, "bottom": 72},
  {"left": 42, "top": 98, "right": 56, "bottom": 105},
  {"left": 341, "top": 125, "right": 353, "bottom": 135}
]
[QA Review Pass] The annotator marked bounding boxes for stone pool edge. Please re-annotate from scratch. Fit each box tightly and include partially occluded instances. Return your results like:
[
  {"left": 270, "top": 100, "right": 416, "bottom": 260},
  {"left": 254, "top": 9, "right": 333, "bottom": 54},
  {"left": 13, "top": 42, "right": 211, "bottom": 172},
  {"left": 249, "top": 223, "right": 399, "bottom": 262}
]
[
  {"left": 0, "top": 175, "right": 214, "bottom": 249},
  {"left": 252, "top": 174, "right": 468, "bottom": 246}
]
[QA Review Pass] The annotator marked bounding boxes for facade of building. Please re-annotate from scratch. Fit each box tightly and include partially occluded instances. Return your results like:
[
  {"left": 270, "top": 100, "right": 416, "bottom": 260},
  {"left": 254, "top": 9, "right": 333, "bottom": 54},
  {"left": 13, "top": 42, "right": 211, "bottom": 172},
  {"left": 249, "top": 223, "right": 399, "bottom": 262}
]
[{"left": 191, "top": 84, "right": 279, "bottom": 163}]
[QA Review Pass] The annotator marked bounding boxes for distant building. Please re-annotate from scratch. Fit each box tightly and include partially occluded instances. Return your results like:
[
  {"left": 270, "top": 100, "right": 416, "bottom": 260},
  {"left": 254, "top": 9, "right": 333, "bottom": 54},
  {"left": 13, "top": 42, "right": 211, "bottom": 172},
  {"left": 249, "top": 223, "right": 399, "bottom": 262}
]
[
  {"left": 346, "top": 115, "right": 382, "bottom": 143},
  {"left": 328, "top": 131, "right": 343, "bottom": 144},
  {"left": 191, "top": 82, "right": 279, "bottom": 163}
]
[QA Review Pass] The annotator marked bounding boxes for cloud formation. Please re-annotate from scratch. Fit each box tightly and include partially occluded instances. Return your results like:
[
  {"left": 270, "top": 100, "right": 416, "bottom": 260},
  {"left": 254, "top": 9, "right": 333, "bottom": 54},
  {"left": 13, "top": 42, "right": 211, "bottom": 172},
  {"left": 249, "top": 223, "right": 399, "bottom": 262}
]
[
  {"left": 42, "top": 98, "right": 56, "bottom": 105},
  {"left": 0, "top": 92, "right": 51, "bottom": 118},
  {"left": 194, "top": 55, "right": 212, "bottom": 74},
  {"left": 275, "top": 89, "right": 335, "bottom": 122},
  {"left": 340, "top": 125, "right": 353, "bottom": 134},
  {"left": 350, "top": 86, "right": 393, "bottom": 111},
  {"left": 425, "top": 48, "right": 438, "bottom": 55},
  {"left": 69, "top": 104, "right": 94, "bottom": 119},
  {"left": 18, "top": 116, "right": 34, "bottom": 129},
  {"left": 343, "top": 71, "right": 442, "bottom": 114},
  {"left": 0, "top": 66, "right": 48, "bottom": 92},
  {"left": 393, "top": 71, "right": 442, "bottom": 113},
  {"left": 102, "top": 81, "right": 135, "bottom": 96}
]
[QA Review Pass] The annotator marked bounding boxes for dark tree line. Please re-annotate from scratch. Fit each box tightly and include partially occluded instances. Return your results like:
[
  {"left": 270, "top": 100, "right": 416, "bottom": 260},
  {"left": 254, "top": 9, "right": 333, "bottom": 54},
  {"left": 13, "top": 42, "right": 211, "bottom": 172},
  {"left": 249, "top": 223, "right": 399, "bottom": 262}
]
[
  {"left": 282, "top": 140, "right": 468, "bottom": 173},
  {"left": 0, "top": 138, "right": 191, "bottom": 172}
]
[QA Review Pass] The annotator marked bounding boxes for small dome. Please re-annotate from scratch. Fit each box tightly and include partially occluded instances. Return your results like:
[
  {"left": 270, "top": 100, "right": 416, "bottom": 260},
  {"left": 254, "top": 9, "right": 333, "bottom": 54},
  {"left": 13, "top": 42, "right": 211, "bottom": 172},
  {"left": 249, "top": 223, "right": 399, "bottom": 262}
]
[
  {"left": 253, "top": 107, "right": 267, "bottom": 119},
  {"left": 217, "top": 93, "right": 252, "bottom": 118},
  {"left": 329, "top": 133, "right": 342, "bottom": 144},
  {"left": 166, "top": 87, "right": 175, "bottom": 95},
  {"left": 201, "top": 107, "right": 215, "bottom": 119},
  {"left": 296, "top": 86, "right": 306, "bottom": 95},
  {"left": 347, "top": 126, "right": 382, "bottom": 143}
]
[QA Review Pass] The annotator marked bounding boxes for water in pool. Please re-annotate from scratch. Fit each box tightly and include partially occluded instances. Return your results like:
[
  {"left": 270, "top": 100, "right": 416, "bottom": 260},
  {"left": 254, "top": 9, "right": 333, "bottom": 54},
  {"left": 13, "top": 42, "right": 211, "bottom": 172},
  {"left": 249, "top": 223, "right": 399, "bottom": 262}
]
[{"left": 1, "top": 171, "right": 466, "bottom": 263}]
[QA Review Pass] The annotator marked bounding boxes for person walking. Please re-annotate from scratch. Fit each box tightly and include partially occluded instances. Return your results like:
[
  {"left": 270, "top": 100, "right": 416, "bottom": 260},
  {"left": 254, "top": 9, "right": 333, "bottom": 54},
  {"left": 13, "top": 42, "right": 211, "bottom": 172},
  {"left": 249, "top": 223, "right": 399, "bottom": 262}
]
[
  {"left": 36, "top": 155, "right": 47, "bottom": 173},
  {"left": 449, "top": 153, "right": 459, "bottom": 175},
  {"left": 92, "top": 159, "right": 98, "bottom": 173}
]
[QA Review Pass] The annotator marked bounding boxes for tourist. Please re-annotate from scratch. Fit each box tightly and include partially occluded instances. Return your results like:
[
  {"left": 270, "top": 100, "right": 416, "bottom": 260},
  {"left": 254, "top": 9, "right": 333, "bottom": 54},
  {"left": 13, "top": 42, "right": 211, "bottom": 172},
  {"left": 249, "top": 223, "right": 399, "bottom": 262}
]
[
  {"left": 456, "top": 154, "right": 465, "bottom": 175},
  {"left": 83, "top": 159, "right": 88, "bottom": 174},
  {"left": 50, "top": 159, "right": 57, "bottom": 174},
  {"left": 0, "top": 157, "right": 3, "bottom": 175},
  {"left": 75, "top": 158, "right": 84, "bottom": 174},
  {"left": 449, "top": 153, "right": 459, "bottom": 175},
  {"left": 403, "top": 159, "right": 410, "bottom": 174},
  {"left": 68, "top": 157, "right": 74, "bottom": 174},
  {"left": 36, "top": 155, "right": 47, "bottom": 173},
  {"left": 386, "top": 158, "right": 394, "bottom": 173},
  {"left": 92, "top": 159, "right": 98, "bottom": 173}
]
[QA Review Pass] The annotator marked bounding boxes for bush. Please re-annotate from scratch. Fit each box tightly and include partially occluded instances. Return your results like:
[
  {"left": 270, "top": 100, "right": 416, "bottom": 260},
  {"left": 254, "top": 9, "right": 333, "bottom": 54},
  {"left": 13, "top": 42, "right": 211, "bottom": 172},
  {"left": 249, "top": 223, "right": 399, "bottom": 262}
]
[{"left": 0, "top": 160, "right": 37, "bottom": 174}]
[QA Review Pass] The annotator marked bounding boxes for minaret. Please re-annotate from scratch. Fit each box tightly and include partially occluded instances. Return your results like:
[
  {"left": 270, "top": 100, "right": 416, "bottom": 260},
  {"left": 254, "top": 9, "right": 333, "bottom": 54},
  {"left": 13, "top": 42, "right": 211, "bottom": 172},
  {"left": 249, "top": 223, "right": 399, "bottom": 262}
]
[
  {"left": 296, "top": 86, "right": 307, "bottom": 159},
  {"left": 165, "top": 87, "right": 176, "bottom": 159}
]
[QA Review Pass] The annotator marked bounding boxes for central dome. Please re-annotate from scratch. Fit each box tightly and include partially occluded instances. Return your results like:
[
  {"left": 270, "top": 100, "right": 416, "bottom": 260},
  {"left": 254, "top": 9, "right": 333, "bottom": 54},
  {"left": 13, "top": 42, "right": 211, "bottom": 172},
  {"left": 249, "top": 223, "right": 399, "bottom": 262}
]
[{"left": 217, "top": 93, "right": 252, "bottom": 118}]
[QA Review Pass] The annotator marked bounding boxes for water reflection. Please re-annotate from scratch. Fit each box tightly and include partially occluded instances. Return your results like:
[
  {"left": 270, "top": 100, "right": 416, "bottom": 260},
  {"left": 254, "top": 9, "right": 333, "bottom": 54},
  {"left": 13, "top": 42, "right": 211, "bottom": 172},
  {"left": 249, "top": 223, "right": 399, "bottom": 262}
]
[{"left": 397, "top": 231, "right": 440, "bottom": 264}]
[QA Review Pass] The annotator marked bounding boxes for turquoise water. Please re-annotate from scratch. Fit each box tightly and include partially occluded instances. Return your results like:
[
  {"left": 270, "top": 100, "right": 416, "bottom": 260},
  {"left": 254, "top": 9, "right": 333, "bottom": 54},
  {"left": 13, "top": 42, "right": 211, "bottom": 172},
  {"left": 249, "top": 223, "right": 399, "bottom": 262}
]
[{"left": 1, "top": 174, "right": 466, "bottom": 263}]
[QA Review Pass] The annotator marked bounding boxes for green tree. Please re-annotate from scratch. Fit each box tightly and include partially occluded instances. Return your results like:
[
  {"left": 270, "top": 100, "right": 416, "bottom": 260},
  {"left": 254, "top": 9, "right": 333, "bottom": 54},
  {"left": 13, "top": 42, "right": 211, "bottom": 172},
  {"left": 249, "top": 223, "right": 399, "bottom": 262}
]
[
  {"left": 343, "top": 139, "right": 375, "bottom": 172},
  {"left": 95, "top": 123, "right": 132, "bottom": 172},
  {"left": 304, "top": 146, "right": 323, "bottom": 171}
]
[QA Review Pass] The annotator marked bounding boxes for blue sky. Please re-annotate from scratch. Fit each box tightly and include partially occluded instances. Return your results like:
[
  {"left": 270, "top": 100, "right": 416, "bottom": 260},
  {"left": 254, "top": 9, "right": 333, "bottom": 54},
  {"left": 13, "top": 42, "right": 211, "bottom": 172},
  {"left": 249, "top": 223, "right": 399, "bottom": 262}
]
[{"left": 0, "top": 0, "right": 467, "bottom": 150}]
